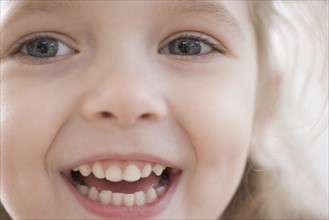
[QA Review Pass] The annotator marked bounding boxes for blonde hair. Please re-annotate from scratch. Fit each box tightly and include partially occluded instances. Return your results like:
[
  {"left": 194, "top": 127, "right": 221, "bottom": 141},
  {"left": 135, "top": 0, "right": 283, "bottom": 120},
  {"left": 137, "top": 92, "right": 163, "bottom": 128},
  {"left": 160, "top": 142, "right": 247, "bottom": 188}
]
[{"left": 223, "top": 1, "right": 328, "bottom": 219}]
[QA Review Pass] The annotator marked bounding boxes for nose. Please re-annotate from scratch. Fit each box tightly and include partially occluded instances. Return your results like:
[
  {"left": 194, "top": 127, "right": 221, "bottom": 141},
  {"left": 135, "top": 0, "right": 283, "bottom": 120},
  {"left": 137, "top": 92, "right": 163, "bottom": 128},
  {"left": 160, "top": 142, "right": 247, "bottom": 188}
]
[{"left": 80, "top": 66, "right": 168, "bottom": 127}]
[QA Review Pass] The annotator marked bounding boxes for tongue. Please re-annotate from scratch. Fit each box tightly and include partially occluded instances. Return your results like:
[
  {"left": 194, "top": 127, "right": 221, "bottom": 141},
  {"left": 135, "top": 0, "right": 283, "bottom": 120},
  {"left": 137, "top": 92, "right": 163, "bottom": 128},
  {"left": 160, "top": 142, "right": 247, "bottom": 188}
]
[{"left": 83, "top": 173, "right": 161, "bottom": 194}]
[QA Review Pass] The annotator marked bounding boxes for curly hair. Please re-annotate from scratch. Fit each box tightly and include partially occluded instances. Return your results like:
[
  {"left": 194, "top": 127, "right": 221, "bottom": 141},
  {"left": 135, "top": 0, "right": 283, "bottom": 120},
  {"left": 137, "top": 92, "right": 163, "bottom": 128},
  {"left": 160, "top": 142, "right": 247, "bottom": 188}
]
[{"left": 222, "top": 1, "right": 328, "bottom": 219}]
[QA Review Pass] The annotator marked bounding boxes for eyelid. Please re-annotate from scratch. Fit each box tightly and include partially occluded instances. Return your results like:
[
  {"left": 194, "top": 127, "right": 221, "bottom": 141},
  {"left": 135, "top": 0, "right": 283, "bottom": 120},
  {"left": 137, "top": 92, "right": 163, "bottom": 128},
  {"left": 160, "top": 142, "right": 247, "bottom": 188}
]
[
  {"left": 159, "top": 31, "right": 226, "bottom": 54},
  {"left": 8, "top": 32, "right": 78, "bottom": 58}
]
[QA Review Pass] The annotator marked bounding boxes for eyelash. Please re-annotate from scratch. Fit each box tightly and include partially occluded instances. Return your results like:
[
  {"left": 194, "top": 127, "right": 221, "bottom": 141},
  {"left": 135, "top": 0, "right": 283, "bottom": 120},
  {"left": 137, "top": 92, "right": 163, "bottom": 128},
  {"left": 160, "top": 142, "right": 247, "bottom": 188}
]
[
  {"left": 159, "top": 32, "right": 226, "bottom": 59},
  {"left": 8, "top": 34, "right": 74, "bottom": 65},
  {"left": 7, "top": 32, "right": 225, "bottom": 64}
]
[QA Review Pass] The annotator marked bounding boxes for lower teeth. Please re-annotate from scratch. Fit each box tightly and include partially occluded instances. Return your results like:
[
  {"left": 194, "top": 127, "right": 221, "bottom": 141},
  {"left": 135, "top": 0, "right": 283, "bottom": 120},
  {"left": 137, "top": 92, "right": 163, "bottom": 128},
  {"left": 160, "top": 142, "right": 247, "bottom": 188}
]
[{"left": 75, "top": 183, "right": 168, "bottom": 207}]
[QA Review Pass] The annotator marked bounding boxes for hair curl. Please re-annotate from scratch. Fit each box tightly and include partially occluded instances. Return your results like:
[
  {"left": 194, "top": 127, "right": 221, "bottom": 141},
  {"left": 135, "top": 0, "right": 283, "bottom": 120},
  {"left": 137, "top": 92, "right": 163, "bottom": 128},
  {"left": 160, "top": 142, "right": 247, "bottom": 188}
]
[{"left": 222, "top": 1, "right": 328, "bottom": 219}]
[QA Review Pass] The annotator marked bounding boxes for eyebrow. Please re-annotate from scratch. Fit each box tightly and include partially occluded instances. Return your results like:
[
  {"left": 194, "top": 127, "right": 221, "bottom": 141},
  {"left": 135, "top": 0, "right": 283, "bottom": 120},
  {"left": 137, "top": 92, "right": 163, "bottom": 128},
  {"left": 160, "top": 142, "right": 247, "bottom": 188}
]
[
  {"left": 1, "top": 0, "right": 244, "bottom": 39},
  {"left": 162, "top": 0, "right": 245, "bottom": 39}
]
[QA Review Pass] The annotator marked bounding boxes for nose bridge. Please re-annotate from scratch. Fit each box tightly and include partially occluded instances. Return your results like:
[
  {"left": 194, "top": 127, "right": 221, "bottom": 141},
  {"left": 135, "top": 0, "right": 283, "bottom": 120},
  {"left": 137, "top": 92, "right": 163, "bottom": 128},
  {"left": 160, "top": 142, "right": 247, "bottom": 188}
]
[{"left": 81, "top": 57, "right": 168, "bottom": 127}]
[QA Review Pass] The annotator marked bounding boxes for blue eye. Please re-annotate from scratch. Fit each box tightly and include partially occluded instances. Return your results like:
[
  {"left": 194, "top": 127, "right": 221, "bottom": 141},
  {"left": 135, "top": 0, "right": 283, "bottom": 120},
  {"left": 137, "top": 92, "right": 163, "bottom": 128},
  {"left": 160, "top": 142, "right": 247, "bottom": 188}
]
[
  {"left": 22, "top": 38, "right": 74, "bottom": 58},
  {"left": 168, "top": 38, "right": 202, "bottom": 56},
  {"left": 160, "top": 34, "right": 225, "bottom": 57},
  {"left": 168, "top": 38, "right": 205, "bottom": 56}
]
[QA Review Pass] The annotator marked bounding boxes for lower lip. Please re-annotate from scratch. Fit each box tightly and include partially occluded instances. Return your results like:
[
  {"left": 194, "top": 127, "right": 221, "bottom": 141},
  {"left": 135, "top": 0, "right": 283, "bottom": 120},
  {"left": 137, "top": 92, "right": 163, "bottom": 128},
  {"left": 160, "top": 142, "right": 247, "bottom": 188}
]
[{"left": 62, "top": 172, "right": 181, "bottom": 218}]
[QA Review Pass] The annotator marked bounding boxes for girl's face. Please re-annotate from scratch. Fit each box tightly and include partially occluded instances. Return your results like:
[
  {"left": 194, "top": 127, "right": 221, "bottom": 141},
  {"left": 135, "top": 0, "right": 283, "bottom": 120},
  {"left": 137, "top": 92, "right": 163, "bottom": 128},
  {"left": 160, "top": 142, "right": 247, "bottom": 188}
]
[{"left": 1, "top": 1, "right": 257, "bottom": 219}]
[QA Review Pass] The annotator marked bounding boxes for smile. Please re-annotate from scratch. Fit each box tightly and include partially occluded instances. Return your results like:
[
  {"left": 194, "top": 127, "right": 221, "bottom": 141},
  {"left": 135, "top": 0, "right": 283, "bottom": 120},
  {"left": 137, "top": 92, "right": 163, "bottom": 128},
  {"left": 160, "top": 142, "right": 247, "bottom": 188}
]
[{"left": 62, "top": 159, "right": 181, "bottom": 218}]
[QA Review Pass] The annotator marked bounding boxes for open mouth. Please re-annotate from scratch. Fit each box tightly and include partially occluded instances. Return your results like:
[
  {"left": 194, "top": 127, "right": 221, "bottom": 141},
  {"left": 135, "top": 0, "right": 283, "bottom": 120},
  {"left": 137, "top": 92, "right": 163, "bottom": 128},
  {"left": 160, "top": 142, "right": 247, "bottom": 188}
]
[{"left": 63, "top": 160, "right": 181, "bottom": 218}]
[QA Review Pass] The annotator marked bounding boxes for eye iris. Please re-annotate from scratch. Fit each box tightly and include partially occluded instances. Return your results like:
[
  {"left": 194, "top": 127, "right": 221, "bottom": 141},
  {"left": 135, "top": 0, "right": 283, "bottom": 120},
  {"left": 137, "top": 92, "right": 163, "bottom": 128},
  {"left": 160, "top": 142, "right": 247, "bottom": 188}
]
[
  {"left": 26, "top": 38, "right": 58, "bottom": 58},
  {"left": 169, "top": 38, "right": 201, "bottom": 55}
]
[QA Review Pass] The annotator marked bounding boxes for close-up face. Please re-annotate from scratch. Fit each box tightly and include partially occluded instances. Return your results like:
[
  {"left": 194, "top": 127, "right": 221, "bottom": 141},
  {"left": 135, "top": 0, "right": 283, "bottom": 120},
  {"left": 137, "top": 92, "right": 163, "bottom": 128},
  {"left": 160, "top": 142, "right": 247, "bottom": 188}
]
[{"left": 0, "top": 1, "right": 258, "bottom": 219}]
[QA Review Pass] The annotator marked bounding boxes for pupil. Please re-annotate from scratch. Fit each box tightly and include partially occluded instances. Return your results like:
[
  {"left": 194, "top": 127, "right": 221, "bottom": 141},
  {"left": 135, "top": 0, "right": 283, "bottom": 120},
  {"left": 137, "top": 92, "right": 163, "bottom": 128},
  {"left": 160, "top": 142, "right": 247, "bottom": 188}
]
[
  {"left": 26, "top": 39, "right": 58, "bottom": 58},
  {"left": 37, "top": 41, "right": 51, "bottom": 53},
  {"left": 169, "top": 38, "right": 201, "bottom": 55},
  {"left": 178, "top": 42, "right": 189, "bottom": 54}
]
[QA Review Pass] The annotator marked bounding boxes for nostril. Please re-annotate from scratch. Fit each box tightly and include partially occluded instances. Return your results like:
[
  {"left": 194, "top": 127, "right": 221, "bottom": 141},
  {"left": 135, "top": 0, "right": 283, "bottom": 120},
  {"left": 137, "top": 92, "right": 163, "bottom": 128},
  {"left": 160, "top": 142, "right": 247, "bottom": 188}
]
[
  {"left": 99, "top": 112, "right": 152, "bottom": 119},
  {"left": 100, "top": 111, "right": 114, "bottom": 118},
  {"left": 141, "top": 113, "right": 153, "bottom": 120}
]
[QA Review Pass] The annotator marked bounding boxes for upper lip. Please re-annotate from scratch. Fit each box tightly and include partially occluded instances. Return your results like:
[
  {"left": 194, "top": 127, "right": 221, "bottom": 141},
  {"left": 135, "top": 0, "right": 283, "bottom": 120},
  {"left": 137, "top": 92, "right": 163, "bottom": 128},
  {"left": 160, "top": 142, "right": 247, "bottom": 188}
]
[{"left": 51, "top": 119, "right": 189, "bottom": 176}]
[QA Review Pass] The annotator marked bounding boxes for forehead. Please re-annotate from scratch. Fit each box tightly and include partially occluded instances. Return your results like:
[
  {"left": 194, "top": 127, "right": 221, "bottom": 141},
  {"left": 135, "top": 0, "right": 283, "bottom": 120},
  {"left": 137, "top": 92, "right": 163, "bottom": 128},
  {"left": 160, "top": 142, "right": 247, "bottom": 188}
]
[
  {"left": 1, "top": 0, "right": 249, "bottom": 38},
  {"left": 0, "top": 1, "right": 75, "bottom": 23}
]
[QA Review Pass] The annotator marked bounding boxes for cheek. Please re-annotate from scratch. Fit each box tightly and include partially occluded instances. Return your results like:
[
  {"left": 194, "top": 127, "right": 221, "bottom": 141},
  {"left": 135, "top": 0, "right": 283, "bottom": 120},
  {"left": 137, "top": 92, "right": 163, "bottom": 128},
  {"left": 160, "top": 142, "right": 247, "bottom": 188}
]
[
  {"left": 1, "top": 68, "right": 65, "bottom": 167},
  {"left": 169, "top": 73, "right": 255, "bottom": 217},
  {"left": 0, "top": 87, "right": 53, "bottom": 217},
  {"left": 190, "top": 102, "right": 252, "bottom": 186},
  {"left": 187, "top": 102, "right": 252, "bottom": 217},
  {"left": 173, "top": 73, "right": 255, "bottom": 159},
  {"left": 0, "top": 63, "right": 82, "bottom": 160},
  {"left": 0, "top": 65, "right": 78, "bottom": 217},
  {"left": 184, "top": 92, "right": 253, "bottom": 184}
]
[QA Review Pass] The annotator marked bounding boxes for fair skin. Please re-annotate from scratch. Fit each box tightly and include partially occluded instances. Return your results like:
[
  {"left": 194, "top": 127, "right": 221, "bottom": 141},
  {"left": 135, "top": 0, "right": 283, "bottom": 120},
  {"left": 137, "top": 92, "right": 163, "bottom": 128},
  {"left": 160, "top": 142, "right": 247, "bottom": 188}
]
[{"left": 0, "top": 1, "right": 257, "bottom": 219}]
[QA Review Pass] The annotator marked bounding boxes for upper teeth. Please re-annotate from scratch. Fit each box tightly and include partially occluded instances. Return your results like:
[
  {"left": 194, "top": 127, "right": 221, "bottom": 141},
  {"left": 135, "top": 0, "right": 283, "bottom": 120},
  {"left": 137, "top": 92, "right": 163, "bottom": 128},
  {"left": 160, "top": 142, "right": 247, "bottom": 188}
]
[{"left": 73, "top": 162, "right": 166, "bottom": 182}]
